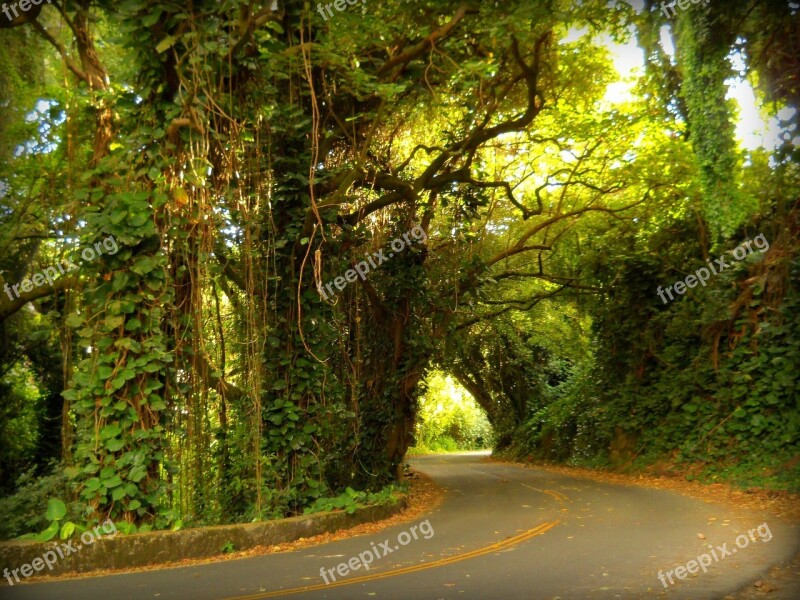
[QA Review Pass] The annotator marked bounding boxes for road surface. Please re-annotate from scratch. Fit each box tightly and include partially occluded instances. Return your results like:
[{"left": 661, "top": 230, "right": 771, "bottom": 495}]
[{"left": 2, "top": 452, "right": 798, "bottom": 599}]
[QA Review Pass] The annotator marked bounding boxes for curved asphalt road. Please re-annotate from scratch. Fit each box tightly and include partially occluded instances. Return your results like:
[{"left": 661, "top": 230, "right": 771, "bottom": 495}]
[{"left": 1, "top": 452, "right": 798, "bottom": 600}]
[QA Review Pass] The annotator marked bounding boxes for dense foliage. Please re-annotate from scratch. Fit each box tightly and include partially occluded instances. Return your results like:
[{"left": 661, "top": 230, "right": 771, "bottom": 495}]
[
  {"left": 0, "top": 0, "right": 797, "bottom": 539},
  {"left": 410, "top": 372, "right": 493, "bottom": 453}
]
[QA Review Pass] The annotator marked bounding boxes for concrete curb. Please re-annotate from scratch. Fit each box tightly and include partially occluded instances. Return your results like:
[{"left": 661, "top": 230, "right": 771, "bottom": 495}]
[{"left": 0, "top": 495, "right": 407, "bottom": 581}]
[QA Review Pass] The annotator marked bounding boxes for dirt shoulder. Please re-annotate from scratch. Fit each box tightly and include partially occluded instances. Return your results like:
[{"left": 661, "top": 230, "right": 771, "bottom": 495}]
[{"left": 485, "top": 456, "right": 800, "bottom": 523}]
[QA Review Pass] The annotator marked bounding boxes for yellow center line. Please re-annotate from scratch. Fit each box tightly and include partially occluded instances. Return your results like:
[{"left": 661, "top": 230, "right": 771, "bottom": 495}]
[
  {"left": 519, "top": 483, "right": 568, "bottom": 504},
  {"left": 545, "top": 489, "right": 568, "bottom": 503},
  {"left": 224, "top": 517, "right": 562, "bottom": 599}
]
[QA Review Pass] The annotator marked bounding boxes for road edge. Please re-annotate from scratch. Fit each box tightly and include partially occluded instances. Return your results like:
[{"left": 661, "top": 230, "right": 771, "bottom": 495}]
[{"left": 0, "top": 493, "right": 407, "bottom": 583}]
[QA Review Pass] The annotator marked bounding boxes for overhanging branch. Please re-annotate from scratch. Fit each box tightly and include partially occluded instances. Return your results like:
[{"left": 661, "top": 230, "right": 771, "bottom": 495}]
[{"left": 454, "top": 285, "right": 567, "bottom": 331}]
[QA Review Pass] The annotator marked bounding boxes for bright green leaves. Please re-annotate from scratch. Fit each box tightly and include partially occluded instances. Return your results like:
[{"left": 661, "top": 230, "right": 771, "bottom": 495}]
[
  {"left": 302, "top": 484, "right": 399, "bottom": 516},
  {"left": 35, "top": 521, "right": 60, "bottom": 542},
  {"left": 103, "top": 474, "right": 123, "bottom": 489},
  {"left": 45, "top": 498, "right": 67, "bottom": 521},
  {"left": 32, "top": 499, "right": 75, "bottom": 543},
  {"left": 59, "top": 522, "right": 76, "bottom": 540},
  {"left": 155, "top": 35, "right": 178, "bottom": 54},
  {"left": 412, "top": 371, "right": 493, "bottom": 453}
]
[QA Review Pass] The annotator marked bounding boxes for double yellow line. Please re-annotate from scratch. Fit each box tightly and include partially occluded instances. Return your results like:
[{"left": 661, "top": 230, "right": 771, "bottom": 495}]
[{"left": 225, "top": 518, "right": 561, "bottom": 599}]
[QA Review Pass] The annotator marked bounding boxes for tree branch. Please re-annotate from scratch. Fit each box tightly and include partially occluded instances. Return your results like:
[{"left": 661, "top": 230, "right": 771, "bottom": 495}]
[
  {"left": 30, "top": 20, "right": 89, "bottom": 83},
  {"left": 455, "top": 285, "right": 567, "bottom": 331},
  {"left": 487, "top": 197, "right": 646, "bottom": 267},
  {"left": 0, "top": 276, "right": 75, "bottom": 322},
  {"left": 377, "top": 5, "right": 472, "bottom": 79},
  {"left": 490, "top": 271, "right": 601, "bottom": 291}
]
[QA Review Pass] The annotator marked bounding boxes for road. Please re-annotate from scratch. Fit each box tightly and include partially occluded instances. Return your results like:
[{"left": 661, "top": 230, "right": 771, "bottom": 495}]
[{"left": 2, "top": 452, "right": 798, "bottom": 599}]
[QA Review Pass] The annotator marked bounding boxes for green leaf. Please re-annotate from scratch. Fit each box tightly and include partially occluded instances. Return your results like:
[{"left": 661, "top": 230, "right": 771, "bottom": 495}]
[
  {"left": 45, "top": 498, "right": 67, "bottom": 521},
  {"left": 101, "top": 424, "right": 122, "bottom": 439},
  {"left": 114, "top": 521, "right": 136, "bottom": 535},
  {"left": 128, "top": 465, "right": 147, "bottom": 482},
  {"left": 115, "top": 338, "right": 142, "bottom": 352},
  {"left": 35, "top": 521, "right": 60, "bottom": 542},
  {"left": 141, "top": 9, "right": 162, "bottom": 27},
  {"left": 131, "top": 256, "right": 157, "bottom": 275},
  {"left": 106, "top": 438, "right": 125, "bottom": 452},
  {"left": 111, "top": 271, "right": 130, "bottom": 292},
  {"left": 60, "top": 522, "right": 76, "bottom": 540},
  {"left": 105, "top": 315, "right": 125, "bottom": 330},
  {"left": 103, "top": 475, "right": 124, "bottom": 488},
  {"left": 155, "top": 35, "right": 177, "bottom": 54},
  {"left": 65, "top": 313, "right": 85, "bottom": 327},
  {"left": 110, "top": 209, "right": 128, "bottom": 224}
]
